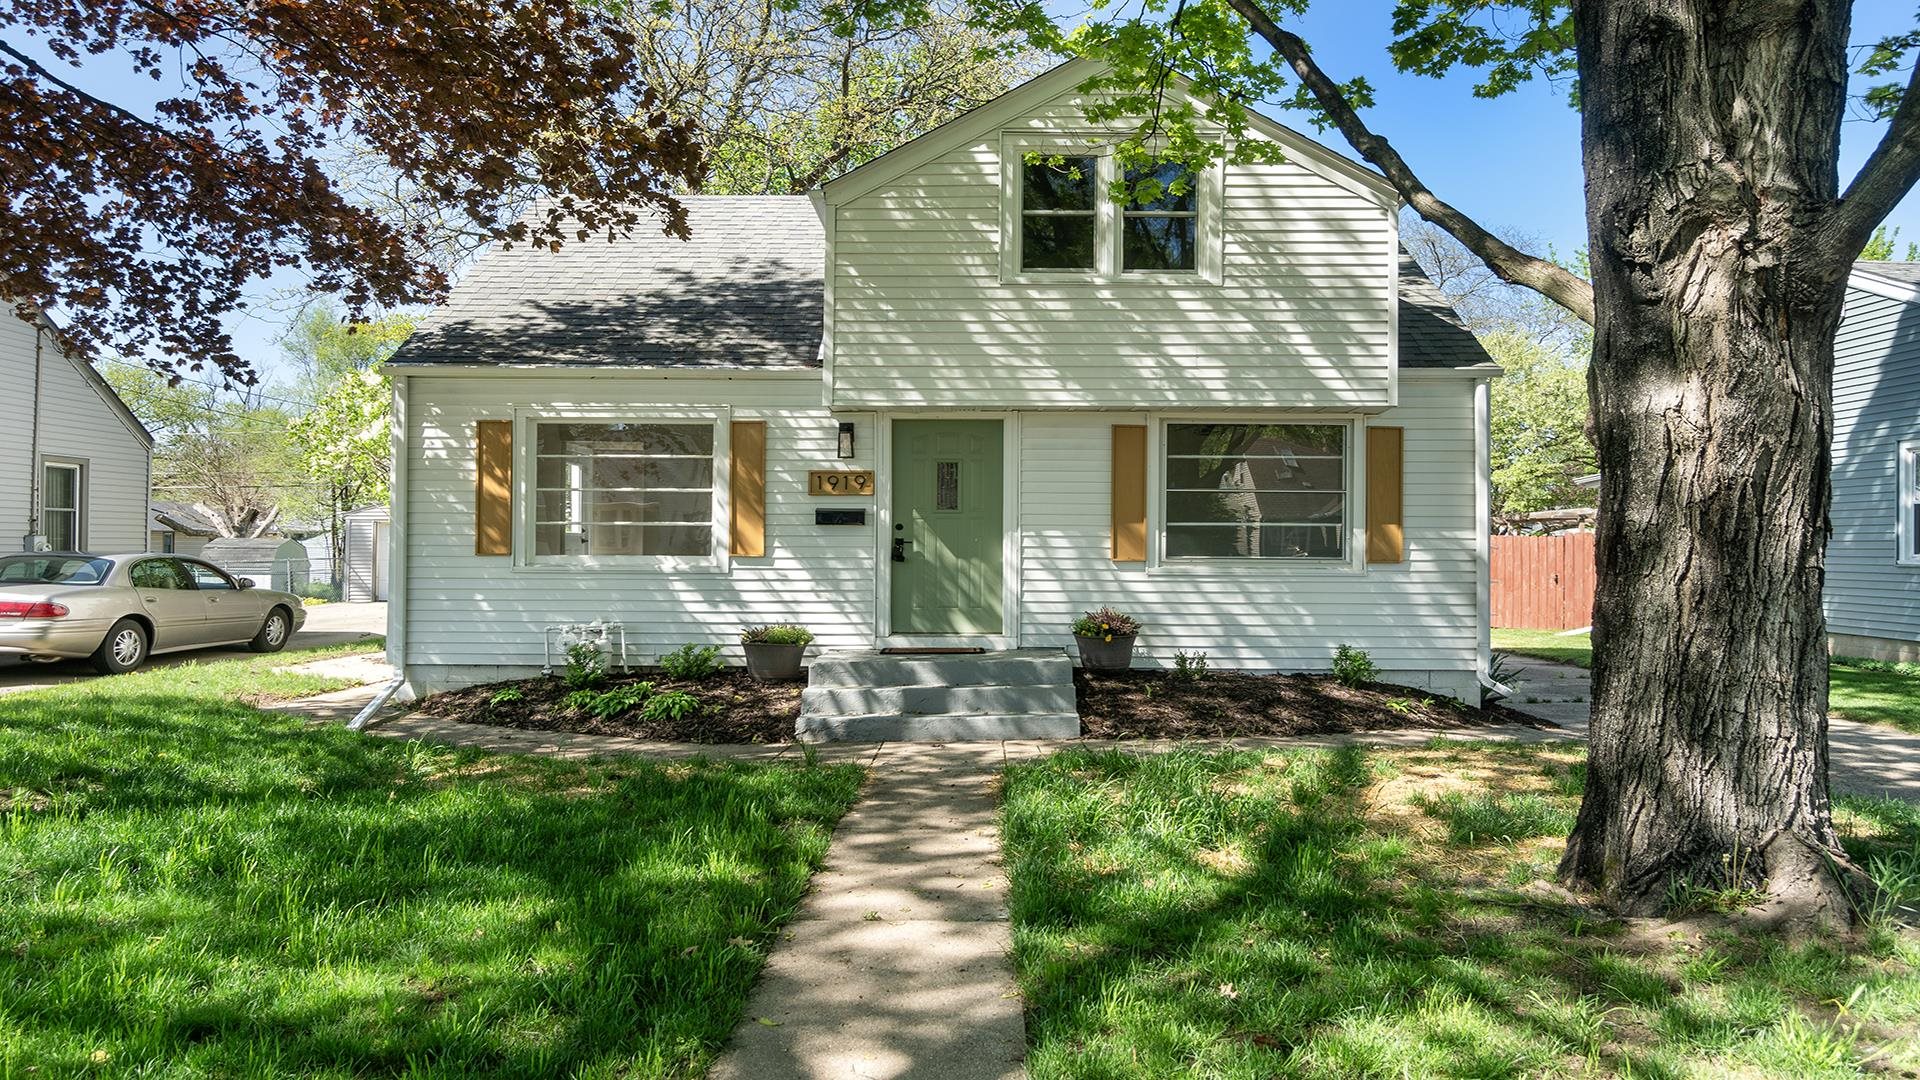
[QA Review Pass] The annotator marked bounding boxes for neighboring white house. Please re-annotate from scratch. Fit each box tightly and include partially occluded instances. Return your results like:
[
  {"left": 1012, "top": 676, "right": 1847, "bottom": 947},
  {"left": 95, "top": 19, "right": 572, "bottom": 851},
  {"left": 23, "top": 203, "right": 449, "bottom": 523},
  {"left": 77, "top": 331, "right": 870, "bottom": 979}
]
[
  {"left": 2, "top": 310, "right": 152, "bottom": 554},
  {"left": 1827, "top": 262, "right": 1920, "bottom": 663},
  {"left": 149, "top": 500, "right": 222, "bottom": 557},
  {"left": 383, "top": 61, "right": 1500, "bottom": 700},
  {"left": 341, "top": 504, "right": 391, "bottom": 602}
]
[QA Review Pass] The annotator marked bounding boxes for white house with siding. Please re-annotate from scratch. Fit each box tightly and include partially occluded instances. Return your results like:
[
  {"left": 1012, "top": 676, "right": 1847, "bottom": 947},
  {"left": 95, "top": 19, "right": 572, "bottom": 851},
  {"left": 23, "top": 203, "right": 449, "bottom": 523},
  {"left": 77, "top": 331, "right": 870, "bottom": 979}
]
[
  {"left": 2, "top": 310, "right": 152, "bottom": 555},
  {"left": 384, "top": 61, "right": 1500, "bottom": 705},
  {"left": 1827, "top": 262, "right": 1920, "bottom": 663}
]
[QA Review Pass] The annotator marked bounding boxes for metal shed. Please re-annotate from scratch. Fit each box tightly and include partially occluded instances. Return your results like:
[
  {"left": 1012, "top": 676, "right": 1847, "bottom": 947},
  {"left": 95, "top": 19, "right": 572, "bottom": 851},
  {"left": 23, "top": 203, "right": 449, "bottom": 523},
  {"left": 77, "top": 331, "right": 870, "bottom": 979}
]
[{"left": 341, "top": 505, "right": 391, "bottom": 602}]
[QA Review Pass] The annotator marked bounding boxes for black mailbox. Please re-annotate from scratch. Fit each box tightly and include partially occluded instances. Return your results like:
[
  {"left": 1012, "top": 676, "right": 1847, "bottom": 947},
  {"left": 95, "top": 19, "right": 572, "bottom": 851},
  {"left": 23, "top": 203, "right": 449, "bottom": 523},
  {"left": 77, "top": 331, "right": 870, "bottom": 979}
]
[{"left": 815, "top": 508, "right": 867, "bottom": 526}]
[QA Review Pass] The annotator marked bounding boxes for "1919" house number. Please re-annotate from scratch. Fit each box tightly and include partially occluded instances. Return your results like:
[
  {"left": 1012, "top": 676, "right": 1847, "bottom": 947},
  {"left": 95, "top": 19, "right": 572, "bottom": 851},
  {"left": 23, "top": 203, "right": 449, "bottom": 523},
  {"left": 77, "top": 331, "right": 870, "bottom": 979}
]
[{"left": 808, "top": 470, "right": 875, "bottom": 496}]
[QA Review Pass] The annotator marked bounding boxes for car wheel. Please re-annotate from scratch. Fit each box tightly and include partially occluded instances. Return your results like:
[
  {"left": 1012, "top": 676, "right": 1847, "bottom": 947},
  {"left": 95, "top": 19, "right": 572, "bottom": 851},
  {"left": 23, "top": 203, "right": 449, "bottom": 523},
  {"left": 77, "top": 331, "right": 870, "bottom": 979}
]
[
  {"left": 249, "top": 607, "right": 292, "bottom": 654},
  {"left": 91, "top": 618, "right": 149, "bottom": 675}
]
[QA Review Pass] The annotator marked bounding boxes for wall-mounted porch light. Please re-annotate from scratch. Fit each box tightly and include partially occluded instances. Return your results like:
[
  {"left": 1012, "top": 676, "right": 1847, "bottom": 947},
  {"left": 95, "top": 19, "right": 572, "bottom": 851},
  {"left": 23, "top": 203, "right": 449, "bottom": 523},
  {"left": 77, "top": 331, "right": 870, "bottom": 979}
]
[{"left": 838, "top": 421, "right": 857, "bottom": 459}]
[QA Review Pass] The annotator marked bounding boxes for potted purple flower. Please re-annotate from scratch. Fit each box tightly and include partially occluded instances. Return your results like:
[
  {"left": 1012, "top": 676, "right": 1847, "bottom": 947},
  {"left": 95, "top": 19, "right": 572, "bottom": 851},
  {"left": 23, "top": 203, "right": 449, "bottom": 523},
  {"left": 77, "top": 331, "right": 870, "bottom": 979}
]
[
  {"left": 741, "top": 624, "right": 813, "bottom": 681},
  {"left": 1070, "top": 607, "right": 1141, "bottom": 673}
]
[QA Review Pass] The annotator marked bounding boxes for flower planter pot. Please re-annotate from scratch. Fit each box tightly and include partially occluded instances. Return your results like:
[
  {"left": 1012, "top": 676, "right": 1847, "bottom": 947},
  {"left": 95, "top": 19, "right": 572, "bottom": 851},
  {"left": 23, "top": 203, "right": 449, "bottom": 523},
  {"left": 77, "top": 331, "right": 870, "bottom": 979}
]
[
  {"left": 1074, "top": 633, "right": 1137, "bottom": 673},
  {"left": 744, "top": 642, "right": 807, "bottom": 682}
]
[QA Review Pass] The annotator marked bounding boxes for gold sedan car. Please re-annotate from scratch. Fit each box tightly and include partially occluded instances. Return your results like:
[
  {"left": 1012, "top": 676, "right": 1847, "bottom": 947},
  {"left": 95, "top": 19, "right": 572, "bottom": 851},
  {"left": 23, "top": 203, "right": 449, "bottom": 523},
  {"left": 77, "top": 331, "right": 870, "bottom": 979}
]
[{"left": 0, "top": 553, "right": 307, "bottom": 674}]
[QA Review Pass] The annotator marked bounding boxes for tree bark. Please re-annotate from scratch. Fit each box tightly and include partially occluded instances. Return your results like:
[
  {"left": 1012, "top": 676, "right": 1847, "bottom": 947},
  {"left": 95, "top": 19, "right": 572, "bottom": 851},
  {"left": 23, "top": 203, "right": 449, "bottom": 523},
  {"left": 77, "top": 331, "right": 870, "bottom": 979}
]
[{"left": 1559, "top": 0, "right": 1868, "bottom": 924}]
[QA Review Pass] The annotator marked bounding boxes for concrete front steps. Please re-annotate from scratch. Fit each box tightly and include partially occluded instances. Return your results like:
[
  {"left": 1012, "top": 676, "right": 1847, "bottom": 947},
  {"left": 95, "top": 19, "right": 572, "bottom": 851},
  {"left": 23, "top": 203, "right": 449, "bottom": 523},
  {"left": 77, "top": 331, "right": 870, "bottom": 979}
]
[{"left": 797, "top": 649, "right": 1081, "bottom": 742}]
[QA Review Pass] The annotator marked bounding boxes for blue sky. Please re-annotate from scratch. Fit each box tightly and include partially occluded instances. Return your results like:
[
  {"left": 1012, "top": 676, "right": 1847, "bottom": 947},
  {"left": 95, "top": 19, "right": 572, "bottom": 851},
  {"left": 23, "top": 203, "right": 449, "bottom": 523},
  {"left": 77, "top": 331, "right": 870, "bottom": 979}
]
[{"left": 27, "top": 2, "right": 1920, "bottom": 382}]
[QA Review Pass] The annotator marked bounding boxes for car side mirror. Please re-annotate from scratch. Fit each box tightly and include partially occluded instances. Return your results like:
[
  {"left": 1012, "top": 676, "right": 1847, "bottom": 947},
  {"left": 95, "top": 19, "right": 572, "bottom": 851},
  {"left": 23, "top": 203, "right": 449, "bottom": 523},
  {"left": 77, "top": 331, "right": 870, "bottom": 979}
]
[{"left": 237, "top": 577, "right": 255, "bottom": 589}]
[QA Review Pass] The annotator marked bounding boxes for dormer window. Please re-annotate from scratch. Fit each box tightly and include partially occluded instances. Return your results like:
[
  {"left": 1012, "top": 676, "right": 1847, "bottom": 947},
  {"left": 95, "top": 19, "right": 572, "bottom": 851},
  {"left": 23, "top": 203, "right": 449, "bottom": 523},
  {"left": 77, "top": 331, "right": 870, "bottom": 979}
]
[
  {"left": 1001, "top": 140, "right": 1220, "bottom": 284},
  {"left": 1020, "top": 157, "right": 1098, "bottom": 271}
]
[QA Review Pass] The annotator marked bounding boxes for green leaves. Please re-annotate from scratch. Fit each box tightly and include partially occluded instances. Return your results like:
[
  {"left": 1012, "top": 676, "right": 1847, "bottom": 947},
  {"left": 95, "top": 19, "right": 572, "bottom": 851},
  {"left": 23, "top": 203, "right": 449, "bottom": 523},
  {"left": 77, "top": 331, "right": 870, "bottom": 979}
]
[{"left": 1387, "top": 1, "right": 1576, "bottom": 100}]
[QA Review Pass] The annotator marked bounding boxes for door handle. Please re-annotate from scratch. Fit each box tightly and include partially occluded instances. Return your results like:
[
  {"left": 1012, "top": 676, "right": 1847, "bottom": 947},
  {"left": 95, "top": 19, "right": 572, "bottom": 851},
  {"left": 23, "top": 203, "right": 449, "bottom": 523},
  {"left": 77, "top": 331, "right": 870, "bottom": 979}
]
[{"left": 892, "top": 537, "right": 913, "bottom": 562}]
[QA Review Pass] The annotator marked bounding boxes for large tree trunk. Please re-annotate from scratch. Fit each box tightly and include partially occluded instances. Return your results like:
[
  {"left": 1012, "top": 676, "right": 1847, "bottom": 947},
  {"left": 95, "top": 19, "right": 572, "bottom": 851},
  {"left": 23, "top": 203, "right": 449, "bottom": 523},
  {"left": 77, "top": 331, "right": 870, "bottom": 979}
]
[{"left": 1559, "top": 0, "right": 1867, "bottom": 923}]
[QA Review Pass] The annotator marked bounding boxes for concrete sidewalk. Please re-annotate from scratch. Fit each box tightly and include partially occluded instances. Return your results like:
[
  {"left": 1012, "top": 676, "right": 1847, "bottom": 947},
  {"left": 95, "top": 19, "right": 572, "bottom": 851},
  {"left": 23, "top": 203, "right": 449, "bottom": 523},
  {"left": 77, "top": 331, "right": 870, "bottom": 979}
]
[
  {"left": 1501, "top": 656, "right": 1920, "bottom": 801},
  {"left": 710, "top": 743, "right": 1024, "bottom": 1080}
]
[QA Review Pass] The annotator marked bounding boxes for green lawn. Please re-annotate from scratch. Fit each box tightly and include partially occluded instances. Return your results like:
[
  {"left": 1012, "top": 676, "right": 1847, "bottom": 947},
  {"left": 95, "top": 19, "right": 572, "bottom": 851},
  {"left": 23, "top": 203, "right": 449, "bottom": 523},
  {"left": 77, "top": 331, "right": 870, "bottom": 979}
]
[
  {"left": 1003, "top": 745, "right": 1920, "bottom": 1079},
  {"left": 0, "top": 646, "right": 863, "bottom": 1077},
  {"left": 1492, "top": 629, "right": 1920, "bottom": 734}
]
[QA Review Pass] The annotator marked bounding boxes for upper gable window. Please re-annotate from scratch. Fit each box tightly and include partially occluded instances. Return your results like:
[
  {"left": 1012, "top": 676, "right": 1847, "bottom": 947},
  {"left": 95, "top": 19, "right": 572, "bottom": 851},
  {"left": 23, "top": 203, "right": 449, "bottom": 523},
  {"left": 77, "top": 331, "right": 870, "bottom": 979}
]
[
  {"left": 1002, "top": 141, "right": 1218, "bottom": 284},
  {"left": 1122, "top": 162, "right": 1198, "bottom": 272},
  {"left": 1020, "top": 157, "right": 1098, "bottom": 271}
]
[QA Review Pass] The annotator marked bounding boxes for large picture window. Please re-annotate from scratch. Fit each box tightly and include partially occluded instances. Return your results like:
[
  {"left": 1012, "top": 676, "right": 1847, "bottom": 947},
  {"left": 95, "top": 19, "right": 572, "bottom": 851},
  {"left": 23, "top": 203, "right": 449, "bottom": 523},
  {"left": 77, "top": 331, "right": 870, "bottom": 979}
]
[
  {"left": 533, "top": 422, "right": 715, "bottom": 558},
  {"left": 1163, "top": 423, "right": 1347, "bottom": 560},
  {"left": 41, "top": 462, "right": 82, "bottom": 552}
]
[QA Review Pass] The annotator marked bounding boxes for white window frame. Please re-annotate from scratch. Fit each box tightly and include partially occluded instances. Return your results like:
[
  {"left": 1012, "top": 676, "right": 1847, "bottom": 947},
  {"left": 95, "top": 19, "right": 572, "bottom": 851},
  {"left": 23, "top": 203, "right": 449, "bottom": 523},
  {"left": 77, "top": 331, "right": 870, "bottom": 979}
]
[
  {"left": 998, "top": 135, "right": 1224, "bottom": 286},
  {"left": 1151, "top": 416, "right": 1360, "bottom": 572},
  {"left": 514, "top": 411, "right": 731, "bottom": 574},
  {"left": 40, "top": 459, "right": 85, "bottom": 552},
  {"left": 1900, "top": 439, "right": 1920, "bottom": 567}
]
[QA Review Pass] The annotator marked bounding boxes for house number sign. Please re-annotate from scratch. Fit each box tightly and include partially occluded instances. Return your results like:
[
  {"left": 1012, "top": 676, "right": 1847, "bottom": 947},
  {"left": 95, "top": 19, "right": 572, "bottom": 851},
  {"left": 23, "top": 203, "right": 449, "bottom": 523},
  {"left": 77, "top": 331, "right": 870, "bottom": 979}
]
[{"left": 808, "top": 470, "right": 874, "bottom": 496}]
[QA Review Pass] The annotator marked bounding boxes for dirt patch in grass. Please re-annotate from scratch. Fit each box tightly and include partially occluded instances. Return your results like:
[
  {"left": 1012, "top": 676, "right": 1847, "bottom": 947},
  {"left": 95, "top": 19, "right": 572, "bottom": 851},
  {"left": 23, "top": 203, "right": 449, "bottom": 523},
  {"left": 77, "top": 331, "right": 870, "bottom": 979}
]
[
  {"left": 413, "top": 670, "right": 801, "bottom": 743},
  {"left": 1075, "top": 669, "right": 1538, "bottom": 739}
]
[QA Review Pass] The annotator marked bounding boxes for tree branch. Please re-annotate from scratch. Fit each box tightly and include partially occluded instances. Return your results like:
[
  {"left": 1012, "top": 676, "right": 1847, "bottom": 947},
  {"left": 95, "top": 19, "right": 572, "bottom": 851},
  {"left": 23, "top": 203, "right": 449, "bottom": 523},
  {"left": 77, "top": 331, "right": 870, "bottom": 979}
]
[
  {"left": 1821, "top": 60, "right": 1920, "bottom": 264},
  {"left": 1221, "top": 0, "right": 1596, "bottom": 325}
]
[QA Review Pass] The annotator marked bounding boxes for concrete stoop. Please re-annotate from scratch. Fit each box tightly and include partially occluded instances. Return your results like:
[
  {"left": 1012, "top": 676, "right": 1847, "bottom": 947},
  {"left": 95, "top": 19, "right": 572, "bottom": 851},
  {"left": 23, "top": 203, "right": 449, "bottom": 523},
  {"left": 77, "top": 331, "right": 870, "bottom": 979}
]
[{"left": 797, "top": 649, "right": 1081, "bottom": 742}]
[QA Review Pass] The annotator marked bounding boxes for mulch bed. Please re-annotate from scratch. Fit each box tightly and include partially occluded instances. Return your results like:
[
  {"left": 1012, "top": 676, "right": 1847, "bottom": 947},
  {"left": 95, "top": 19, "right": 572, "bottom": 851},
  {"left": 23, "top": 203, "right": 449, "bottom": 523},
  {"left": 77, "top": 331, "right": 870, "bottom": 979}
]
[
  {"left": 414, "top": 666, "right": 1540, "bottom": 745},
  {"left": 413, "top": 670, "right": 801, "bottom": 744},
  {"left": 1076, "top": 669, "right": 1535, "bottom": 740}
]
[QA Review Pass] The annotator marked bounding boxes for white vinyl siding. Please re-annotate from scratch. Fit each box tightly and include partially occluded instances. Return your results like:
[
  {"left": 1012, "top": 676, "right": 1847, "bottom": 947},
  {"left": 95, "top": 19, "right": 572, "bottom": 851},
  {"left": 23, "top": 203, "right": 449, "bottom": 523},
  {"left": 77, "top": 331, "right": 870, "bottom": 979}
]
[
  {"left": 828, "top": 93, "right": 1396, "bottom": 410},
  {"left": 399, "top": 373, "right": 1481, "bottom": 699},
  {"left": 343, "top": 506, "right": 390, "bottom": 602},
  {"left": 0, "top": 314, "right": 150, "bottom": 554},
  {"left": 1827, "top": 285, "right": 1920, "bottom": 645}
]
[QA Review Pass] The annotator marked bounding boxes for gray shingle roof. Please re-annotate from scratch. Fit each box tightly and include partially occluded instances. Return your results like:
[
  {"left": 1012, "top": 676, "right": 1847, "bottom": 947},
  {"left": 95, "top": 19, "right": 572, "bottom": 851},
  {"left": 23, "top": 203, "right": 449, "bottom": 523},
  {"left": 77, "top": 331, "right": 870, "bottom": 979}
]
[
  {"left": 396, "top": 197, "right": 824, "bottom": 369},
  {"left": 1396, "top": 253, "right": 1499, "bottom": 371},
  {"left": 1853, "top": 260, "right": 1920, "bottom": 289},
  {"left": 394, "top": 196, "right": 1495, "bottom": 372}
]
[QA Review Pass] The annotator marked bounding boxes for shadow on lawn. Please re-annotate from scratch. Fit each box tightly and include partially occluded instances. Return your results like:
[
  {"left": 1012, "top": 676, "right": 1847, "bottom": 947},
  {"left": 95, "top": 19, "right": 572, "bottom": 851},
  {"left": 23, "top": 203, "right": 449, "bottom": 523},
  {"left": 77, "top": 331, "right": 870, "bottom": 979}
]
[
  {"left": 0, "top": 688, "right": 863, "bottom": 1077},
  {"left": 1002, "top": 746, "right": 1920, "bottom": 1080}
]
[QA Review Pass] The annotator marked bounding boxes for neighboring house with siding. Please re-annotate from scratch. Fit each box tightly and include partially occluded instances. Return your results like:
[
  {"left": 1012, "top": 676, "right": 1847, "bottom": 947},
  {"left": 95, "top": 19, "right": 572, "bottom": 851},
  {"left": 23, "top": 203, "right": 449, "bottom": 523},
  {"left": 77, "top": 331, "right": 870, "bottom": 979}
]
[
  {"left": 149, "top": 500, "right": 221, "bottom": 557},
  {"left": 1828, "top": 262, "right": 1920, "bottom": 663},
  {"left": 1, "top": 310, "right": 152, "bottom": 554},
  {"left": 383, "top": 61, "right": 1501, "bottom": 702}
]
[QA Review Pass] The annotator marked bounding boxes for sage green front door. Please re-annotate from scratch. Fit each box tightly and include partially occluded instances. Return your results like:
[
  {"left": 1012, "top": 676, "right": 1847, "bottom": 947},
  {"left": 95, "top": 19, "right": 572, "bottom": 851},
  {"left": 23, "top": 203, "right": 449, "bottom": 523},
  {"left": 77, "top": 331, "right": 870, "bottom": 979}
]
[{"left": 890, "top": 420, "right": 1004, "bottom": 635}]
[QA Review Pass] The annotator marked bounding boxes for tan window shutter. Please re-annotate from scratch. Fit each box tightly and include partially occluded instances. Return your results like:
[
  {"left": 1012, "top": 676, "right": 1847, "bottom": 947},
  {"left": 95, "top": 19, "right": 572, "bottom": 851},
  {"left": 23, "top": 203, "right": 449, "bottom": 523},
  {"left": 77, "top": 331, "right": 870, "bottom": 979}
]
[
  {"left": 1111, "top": 424, "right": 1148, "bottom": 562},
  {"left": 730, "top": 420, "right": 767, "bottom": 557},
  {"left": 474, "top": 420, "right": 513, "bottom": 556},
  {"left": 1366, "top": 425, "right": 1405, "bottom": 564}
]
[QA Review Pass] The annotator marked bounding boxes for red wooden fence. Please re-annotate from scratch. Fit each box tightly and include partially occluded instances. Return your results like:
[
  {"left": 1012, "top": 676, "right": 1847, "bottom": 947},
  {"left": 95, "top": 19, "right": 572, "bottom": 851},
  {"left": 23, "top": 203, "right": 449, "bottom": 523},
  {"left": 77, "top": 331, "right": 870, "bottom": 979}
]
[{"left": 1491, "top": 533, "right": 1596, "bottom": 630}]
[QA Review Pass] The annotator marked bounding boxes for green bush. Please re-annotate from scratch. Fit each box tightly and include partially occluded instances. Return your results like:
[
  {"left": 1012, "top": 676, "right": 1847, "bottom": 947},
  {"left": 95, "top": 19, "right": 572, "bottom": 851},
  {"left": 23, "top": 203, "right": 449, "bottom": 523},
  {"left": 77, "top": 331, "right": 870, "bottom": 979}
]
[
  {"left": 564, "top": 682, "right": 656, "bottom": 720},
  {"left": 562, "top": 642, "right": 608, "bottom": 690},
  {"left": 1171, "top": 650, "right": 1209, "bottom": 683},
  {"left": 742, "top": 624, "right": 814, "bottom": 646},
  {"left": 641, "top": 689, "right": 702, "bottom": 723},
  {"left": 292, "top": 581, "right": 339, "bottom": 601},
  {"left": 660, "top": 643, "right": 725, "bottom": 680},
  {"left": 1331, "top": 643, "right": 1378, "bottom": 687}
]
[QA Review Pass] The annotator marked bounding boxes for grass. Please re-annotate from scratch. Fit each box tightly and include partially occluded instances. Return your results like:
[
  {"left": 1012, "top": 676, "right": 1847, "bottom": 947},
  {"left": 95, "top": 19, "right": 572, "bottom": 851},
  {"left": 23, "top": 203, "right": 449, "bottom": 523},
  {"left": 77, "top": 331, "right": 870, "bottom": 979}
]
[
  {"left": 1492, "top": 629, "right": 1920, "bottom": 734},
  {"left": 1003, "top": 744, "right": 1920, "bottom": 1079},
  {"left": 0, "top": 646, "right": 864, "bottom": 1077}
]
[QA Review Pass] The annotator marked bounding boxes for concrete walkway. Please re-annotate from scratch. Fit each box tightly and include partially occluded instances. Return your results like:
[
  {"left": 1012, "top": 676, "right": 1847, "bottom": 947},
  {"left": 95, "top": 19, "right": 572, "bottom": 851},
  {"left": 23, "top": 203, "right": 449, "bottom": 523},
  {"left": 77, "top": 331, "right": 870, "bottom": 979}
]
[
  {"left": 1502, "top": 656, "right": 1920, "bottom": 801},
  {"left": 710, "top": 743, "right": 1024, "bottom": 1080}
]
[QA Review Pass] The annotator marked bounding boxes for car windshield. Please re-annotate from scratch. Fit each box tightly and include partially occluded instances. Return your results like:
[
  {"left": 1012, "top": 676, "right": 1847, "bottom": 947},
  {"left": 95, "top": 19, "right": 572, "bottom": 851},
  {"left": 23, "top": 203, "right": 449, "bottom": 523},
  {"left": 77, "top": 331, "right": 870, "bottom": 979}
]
[{"left": 0, "top": 555, "right": 114, "bottom": 585}]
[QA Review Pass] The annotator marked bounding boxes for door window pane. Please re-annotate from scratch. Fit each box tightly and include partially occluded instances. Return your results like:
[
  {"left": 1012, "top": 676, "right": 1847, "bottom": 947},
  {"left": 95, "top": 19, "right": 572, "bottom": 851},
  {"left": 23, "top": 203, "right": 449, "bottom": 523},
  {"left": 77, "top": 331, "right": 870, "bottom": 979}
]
[
  {"left": 130, "top": 559, "right": 193, "bottom": 590},
  {"left": 1021, "top": 156, "right": 1098, "bottom": 271},
  {"left": 1164, "top": 423, "right": 1348, "bottom": 560},
  {"left": 189, "top": 563, "right": 236, "bottom": 590},
  {"left": 533, "top": 422, "right": 715, "bottom": 557},
  {"left": 935, "top": 462, "right": 961, "bottom": 511}
]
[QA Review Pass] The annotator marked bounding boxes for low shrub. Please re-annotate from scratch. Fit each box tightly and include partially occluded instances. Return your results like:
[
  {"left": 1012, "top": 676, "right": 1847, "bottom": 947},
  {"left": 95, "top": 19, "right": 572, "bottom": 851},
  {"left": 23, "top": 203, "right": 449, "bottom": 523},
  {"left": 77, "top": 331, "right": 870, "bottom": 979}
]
[
  {"left": 742, "top": 624, "right": 814, "bottom": 647},
  {"left": 1171, "top": 650, "right": 1209, "bottom": 683},
  {"left": 1070, "top": 607, "right": 1141, "bottom": 641},
  {"left": 1331, "top": 643, "right": 1378, "bottom": 687},
  {"left": 659, "top": 643, "right": 725, "bottom": 680},
  {"left": 292, "top": 581, "right": 339, "bottom": 601},
  {"left": 562, "top": 642, "right": 608, "bottom": 690},
  {"left": 565, "top": 682, "right": 657, "bottom": 720},
  {"left": 641, "top": 690, "right": 702, "bottom": 723}
]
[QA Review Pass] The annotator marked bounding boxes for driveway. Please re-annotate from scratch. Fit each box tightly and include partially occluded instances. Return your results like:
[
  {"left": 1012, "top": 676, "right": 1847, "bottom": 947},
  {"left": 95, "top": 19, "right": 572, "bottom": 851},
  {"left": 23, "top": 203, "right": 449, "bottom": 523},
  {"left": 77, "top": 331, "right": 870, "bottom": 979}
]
[
  {"left": 0, "top": 601, "right": 387, "bottom": 697},
  {"left": 1501, "top": 655, "right": 1920, "bottom": 802}
]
